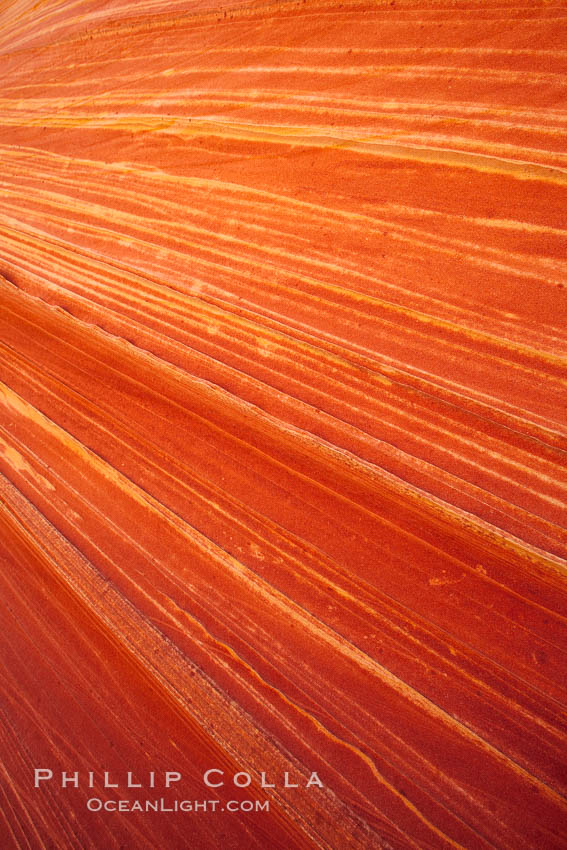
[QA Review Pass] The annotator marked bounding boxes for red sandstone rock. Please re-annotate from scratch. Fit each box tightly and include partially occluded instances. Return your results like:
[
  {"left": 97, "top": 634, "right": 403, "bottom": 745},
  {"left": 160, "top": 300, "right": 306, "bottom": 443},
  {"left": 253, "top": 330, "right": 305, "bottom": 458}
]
[{"left": 0, "top": 1, "right": 566, "bottom": 848}]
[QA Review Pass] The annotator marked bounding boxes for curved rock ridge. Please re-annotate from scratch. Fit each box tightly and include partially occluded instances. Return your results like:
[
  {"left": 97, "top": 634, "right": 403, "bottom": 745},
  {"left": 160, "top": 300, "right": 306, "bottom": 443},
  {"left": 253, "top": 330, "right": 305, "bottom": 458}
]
[{"left": 0, "top": 1, "right": 566, "bottom": 848}]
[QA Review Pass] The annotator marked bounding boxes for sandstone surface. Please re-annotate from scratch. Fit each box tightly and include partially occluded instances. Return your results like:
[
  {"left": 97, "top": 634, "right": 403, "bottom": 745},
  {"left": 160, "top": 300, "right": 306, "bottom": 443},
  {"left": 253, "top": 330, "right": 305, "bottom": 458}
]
[{"left": 0, "top": 1, "right": 566, "bottom": 848}]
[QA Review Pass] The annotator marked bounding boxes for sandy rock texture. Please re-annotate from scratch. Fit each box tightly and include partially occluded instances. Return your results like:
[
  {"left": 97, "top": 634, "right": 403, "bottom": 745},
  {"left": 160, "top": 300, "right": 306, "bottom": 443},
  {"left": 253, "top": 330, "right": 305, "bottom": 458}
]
[{"left": 0, "top": 1, "right": 566, "bottom": 848}]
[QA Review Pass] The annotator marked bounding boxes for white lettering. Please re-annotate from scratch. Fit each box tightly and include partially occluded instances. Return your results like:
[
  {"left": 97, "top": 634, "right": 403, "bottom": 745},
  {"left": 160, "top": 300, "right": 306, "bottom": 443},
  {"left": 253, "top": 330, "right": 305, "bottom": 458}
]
[
  {"left": 203, "top": 769, "right": 224, "bottom": 787},
  {"left": 61, "top": 772, "right": 79, "bottom": 788},
  {"left": 306, "top": 771, "right": 323, "bottom": 788},
  {"left": 104, "top": 772, "right": 118, "bottom": 788},
  {"left": 260, "top": 772, "right": 275, "bottom": 788},
  {"left": 34, "top": 769, "right": 53, "bottom": 787},
  {"left": 165, "top": 771, "right": 181, "bottom": 788},
  {"left": 233, "top": 772, "right": 251, "bottom": 788},
  {"left": 284, "top": 772, "right": 298, "bottom": 788}
]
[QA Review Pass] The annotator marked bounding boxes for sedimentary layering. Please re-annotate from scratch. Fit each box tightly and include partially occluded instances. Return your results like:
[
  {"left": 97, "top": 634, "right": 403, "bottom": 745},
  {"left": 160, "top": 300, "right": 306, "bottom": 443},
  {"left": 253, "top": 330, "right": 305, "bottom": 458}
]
[{"left": 0, "top": 1, "right": 566, "bottom": 848}]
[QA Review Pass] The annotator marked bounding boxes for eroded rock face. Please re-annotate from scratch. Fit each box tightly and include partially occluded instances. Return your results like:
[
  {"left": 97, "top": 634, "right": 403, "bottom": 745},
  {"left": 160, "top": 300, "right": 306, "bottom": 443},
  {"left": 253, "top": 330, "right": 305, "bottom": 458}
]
[{"left": 0, "top": 1, "right": 566, "bottom": 847}]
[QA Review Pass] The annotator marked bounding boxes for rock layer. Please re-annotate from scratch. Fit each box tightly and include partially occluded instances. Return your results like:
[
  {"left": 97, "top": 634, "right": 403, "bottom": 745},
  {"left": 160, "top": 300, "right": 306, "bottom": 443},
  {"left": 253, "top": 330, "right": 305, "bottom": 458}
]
[{"left": 0, "top": 1, "right": 566, "bottom": 848}]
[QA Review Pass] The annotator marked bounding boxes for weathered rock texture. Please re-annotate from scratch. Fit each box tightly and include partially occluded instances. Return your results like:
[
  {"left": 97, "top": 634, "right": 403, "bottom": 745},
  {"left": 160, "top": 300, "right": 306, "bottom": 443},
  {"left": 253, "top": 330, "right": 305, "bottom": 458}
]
[{"left": 0, "top": 1, "right": 566, "bottom": 847}]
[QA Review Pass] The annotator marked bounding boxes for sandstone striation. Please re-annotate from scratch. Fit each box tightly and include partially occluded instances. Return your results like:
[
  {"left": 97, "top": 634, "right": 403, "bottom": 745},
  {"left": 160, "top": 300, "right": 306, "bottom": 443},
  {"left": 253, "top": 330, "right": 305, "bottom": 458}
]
[{"left": 0, "top": 1, "right": 566, "bottom": 847}]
